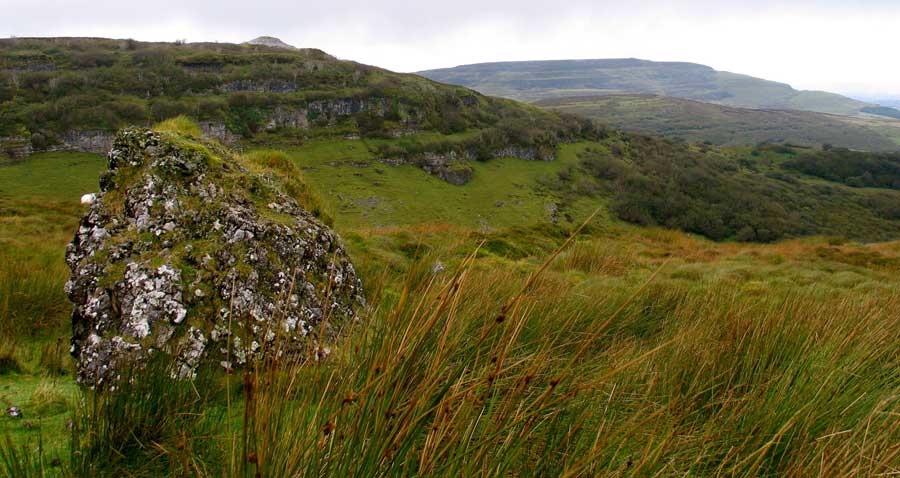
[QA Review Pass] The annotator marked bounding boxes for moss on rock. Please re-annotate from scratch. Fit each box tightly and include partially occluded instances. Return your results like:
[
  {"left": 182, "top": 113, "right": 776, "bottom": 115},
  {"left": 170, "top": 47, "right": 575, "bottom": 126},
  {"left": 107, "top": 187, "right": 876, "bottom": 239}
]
[{"left": 65, "top": 128, "right": 365, "bottom": 386}]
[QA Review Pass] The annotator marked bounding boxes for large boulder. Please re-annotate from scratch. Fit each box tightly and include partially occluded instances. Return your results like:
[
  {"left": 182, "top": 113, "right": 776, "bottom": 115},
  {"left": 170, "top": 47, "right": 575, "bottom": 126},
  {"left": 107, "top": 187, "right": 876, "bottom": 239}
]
[{"left": 65, "top": 128, "right": 365, "bottom": 386}]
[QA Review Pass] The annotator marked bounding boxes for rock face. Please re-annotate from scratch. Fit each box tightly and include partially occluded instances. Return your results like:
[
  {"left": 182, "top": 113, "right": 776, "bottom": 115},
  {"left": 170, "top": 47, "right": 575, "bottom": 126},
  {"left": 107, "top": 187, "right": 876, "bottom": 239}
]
[
  {"left": 377, "top": 146, "right": 553, "bottom": 186},
  {"left": 1, "top": 130, "right": 115, "bottom": 159},
  {"left": 220, "top": 79, "right": 299, "bottom": 94},
  {"left": 2, "top": 96, "right": 416, "bottom": 159},
  {"left": 65, "top": 128, "right": 365, "bottom": 386},
  {"left": 244, "top": 36, "right": 297, "bottom": 50}
]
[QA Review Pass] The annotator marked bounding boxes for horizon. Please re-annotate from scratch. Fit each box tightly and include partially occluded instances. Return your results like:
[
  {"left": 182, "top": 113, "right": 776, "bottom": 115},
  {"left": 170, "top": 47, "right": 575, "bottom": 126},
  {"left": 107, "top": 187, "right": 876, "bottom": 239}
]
[
  {"left": 7, "top": 34, "right": 899, "bottom": 102},
  {"left": 3, "top": 0, "right": 900, "bottom": 98}
]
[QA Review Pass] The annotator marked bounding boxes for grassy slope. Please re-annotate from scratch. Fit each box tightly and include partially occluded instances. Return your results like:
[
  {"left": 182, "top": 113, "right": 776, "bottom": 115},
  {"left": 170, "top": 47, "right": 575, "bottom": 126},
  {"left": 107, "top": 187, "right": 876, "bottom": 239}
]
[
  {"left": 282, "top": 138, "right": 601, "bottom": 230},
  {"left": 0, "top": 37, "right": 575, "bottom": 152},
  {"left": 536, "top": 94, "right": 900, "bottom": 150},
  {"left": 1, "top": 142, "right": 899, "bottom": 475}
]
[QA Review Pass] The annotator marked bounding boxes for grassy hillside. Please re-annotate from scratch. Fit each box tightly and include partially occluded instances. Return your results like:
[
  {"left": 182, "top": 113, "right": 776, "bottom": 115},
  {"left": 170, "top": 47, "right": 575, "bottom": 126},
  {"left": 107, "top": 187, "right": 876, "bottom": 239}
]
[
  {"left": 2, "top": 133, "right": 899, "bottom": 476},
  {"left": 0, "top": 37, "right": 586, "bottom": 161},
  {"left": 536, "top": 94, "right": 900, "bottom": 151},
  {"left": 418, "top": 58, "right": 876, "bottom": 117},
  {"left": 258, "top": 133, "right": 900, "bottom": 243},
  {"left": 3, "top": 38, "right": 899, "bottom": 241}
]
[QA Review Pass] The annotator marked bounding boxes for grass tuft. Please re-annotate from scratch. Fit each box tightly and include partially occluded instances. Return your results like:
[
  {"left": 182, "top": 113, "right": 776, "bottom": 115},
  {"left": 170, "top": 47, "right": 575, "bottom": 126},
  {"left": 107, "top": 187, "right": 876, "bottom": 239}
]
[
  {"left": 153, "top": 115, "right": 203, "bottom": 138},
  {"left": 25, "top": 383, "right": 69, "bottom": 418}
]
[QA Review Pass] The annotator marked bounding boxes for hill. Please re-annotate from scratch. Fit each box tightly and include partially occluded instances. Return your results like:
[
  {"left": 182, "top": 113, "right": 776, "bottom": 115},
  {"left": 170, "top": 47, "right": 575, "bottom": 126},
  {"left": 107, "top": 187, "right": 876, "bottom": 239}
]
[
  {"left": 0, "top": 37, "right": 585, "bottom": 167},
  {"left": 3, "top": 38, "right": 900, "bottom": 244},
  {"left": 535, "top": 94, "right": 900, "bottom": 151},
  {"left": 418, "top": 58, "right": 879, "bottom": 117}
]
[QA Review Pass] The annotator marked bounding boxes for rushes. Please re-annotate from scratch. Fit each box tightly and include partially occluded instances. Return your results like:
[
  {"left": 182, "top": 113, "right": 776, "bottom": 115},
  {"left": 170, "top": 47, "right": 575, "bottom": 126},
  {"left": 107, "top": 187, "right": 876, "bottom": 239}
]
[
  {"left": 222, "top": 230, "right": 900, "bottom": 476},
  {"left": 3, "top": 224, "right": 900, "bottom": 477}
]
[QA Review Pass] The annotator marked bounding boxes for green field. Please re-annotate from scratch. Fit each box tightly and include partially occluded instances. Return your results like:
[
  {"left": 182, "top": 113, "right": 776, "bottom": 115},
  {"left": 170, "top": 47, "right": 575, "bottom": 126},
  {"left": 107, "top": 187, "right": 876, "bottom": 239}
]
[
  {"left": 0, "top": 153, "right": 104, "bottom": 200},
  {"left": 278, "top": 139, "right": 602, "bottom": 230},
  {"left": 0, "top": 153, "right": 104, "bottom": 460}
]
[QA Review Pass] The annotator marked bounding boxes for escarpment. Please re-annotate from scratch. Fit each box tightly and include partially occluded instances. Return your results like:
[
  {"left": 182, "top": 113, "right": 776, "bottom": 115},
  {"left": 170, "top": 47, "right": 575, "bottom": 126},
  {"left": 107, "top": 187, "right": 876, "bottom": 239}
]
[{"left": 65, "top": 128, "right": 365, "bottom": 386}]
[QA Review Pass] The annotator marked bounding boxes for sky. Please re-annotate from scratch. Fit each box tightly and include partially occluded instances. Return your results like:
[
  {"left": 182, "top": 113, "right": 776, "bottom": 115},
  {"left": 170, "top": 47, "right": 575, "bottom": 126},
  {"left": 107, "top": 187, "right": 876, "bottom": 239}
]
[{"left": 3, "top": 0, "right": 899, "bottom": 97}]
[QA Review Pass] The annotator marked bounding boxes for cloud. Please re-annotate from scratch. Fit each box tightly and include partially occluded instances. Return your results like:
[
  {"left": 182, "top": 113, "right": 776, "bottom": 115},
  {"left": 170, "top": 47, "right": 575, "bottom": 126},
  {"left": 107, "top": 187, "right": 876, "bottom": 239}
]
[{"left": 2, "top": 0, "right": 899, "bottom": 95}]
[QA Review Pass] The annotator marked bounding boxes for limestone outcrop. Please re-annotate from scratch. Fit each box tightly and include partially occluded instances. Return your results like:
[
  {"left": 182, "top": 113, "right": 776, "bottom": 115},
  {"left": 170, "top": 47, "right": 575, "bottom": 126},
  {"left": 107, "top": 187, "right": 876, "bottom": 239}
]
[{"left": 65, "top": 128, "right": 365, "bottom": 386}]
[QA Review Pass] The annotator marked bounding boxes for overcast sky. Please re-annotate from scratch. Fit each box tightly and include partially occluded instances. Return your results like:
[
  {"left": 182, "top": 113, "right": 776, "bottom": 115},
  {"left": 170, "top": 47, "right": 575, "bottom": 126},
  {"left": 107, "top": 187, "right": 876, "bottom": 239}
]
[{"left": 3, "top": 0, "right": 899, "bottom": 97}]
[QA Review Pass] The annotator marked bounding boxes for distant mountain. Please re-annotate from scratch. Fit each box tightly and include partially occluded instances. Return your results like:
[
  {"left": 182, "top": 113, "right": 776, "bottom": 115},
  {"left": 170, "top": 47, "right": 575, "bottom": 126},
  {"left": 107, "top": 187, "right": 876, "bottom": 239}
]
[
  {"left": 849, "top": 95, "right": 900, "bottom": 109},
  {"left": 536, "top": 94, "right": 900, "bottom": 151},
  {"left": 419, "top": 59, "right": 879, "bottom": 117}
]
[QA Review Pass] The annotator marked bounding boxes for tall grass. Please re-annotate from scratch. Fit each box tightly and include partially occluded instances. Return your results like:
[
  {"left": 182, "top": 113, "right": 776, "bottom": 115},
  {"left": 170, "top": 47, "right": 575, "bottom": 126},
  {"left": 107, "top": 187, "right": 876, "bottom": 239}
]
[
  {"left": 0, "top": 197, "right": 82, "bottom": 374},
  {"left": 0, "top": 252, "right": 70, "bottom": 339},
  {"left": 3, "top": 226, "right": 899, "bottom": 477}
]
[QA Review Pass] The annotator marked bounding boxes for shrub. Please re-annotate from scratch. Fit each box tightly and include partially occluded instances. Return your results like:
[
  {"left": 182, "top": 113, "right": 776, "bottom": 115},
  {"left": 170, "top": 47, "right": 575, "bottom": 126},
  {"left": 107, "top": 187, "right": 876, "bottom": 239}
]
[
  {"left": 108, "top": 98, "right": 150, "bottom": 125},
  {"left": 356, "top": 111, "right": 386, "bottom": 138},
  {"left": 29, "top": 132, "right": 47, "bottom": 150},
  {"left": 781, "top": 149, "right": 900, "bottom": 190},
  {"left": 579, "top": 134, "right": 900, "bottom": 242},
  {"left": 150, "top": 99, "right": 191, "bottom": 122}
]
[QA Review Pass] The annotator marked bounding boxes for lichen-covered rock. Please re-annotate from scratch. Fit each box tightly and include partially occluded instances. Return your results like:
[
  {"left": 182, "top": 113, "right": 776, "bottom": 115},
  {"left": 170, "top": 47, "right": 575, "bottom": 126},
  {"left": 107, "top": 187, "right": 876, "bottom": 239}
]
[{"left": 65, "top": 128, "right": 365, "bottom": 386}]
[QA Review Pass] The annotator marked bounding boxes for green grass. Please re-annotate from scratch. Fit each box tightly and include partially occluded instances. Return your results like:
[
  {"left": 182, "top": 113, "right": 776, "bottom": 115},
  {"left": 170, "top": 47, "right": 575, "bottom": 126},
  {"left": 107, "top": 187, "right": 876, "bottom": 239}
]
[
  {"left": 278, "top": 139, "right": 601, "bottom": 230},
  {"left": 0, "top": 376, "right": 76, "bottom": 456},
  {"left": 0, "top": 152, "right": 105, "bottom": 201},
  {"left": 1, "top": 145, "right": 899, "bottom": 476},
  {"left": 5, "top": 221, "right": 898, "bottom": 477},
  {"left": 0, "top": 152, "right": 103, "bottom": 340},
  {"left": 0, "top": 152, "right": 95, "bottom": 447}
]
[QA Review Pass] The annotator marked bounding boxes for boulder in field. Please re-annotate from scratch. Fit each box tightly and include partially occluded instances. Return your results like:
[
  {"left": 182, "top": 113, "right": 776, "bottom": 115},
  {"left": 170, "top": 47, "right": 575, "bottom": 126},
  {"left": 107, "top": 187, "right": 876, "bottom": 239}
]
[{"left": 65, "top": 128, "right": 365, "bottom": 386}]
